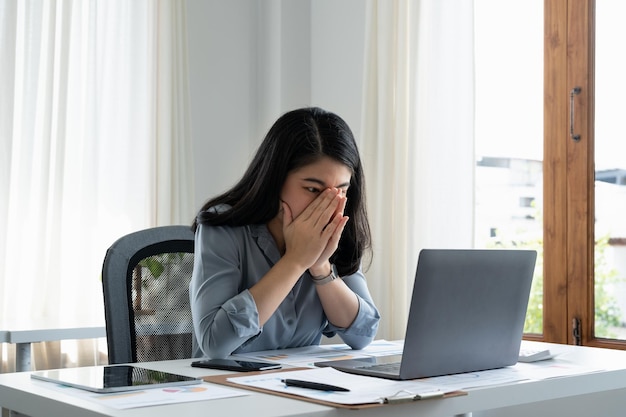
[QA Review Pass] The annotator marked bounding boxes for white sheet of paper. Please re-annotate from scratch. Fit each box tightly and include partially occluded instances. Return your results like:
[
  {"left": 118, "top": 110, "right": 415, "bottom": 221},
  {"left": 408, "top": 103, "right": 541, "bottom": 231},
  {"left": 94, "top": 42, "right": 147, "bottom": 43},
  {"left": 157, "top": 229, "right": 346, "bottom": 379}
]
[
  {"left": 227, "top": 367, "right": 456, "bottom": 405},
  {"left": 32, "top": 380, "right": 248, "bottom": 409},
  {"left": 226, "top": 359, "right": 604, "bottom": 405},
  {"left": 232, "top": 339, "right": 403, "bottom": 368}
]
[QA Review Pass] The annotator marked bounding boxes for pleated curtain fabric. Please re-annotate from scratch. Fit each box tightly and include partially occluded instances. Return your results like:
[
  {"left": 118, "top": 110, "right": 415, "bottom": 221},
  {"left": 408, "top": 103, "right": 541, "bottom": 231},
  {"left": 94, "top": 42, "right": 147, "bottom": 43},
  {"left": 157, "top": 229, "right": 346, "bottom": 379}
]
[
  {"left": 359, "top": 0, "right": 475, "bottom": 340},
  {"left": 0, "top": 0, "right": 193, "bottom": 371}
]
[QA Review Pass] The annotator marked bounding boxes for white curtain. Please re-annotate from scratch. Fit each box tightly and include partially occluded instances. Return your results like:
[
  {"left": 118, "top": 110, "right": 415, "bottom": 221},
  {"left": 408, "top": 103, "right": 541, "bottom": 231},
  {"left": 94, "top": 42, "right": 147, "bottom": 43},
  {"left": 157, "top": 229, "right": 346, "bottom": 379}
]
[
  {"left": 360, "top": 0, "right": 475, "bottom": 340},
  {"left": 0, "top": 0, "right": 193, "bottom": 371}
]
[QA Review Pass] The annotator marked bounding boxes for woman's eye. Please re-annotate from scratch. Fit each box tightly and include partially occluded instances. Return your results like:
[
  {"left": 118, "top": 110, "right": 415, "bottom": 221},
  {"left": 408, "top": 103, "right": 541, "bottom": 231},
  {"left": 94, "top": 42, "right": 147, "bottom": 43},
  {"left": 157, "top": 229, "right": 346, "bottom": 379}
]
[{"left": 306, "top": 187, "right": 320, "bottom": 193}]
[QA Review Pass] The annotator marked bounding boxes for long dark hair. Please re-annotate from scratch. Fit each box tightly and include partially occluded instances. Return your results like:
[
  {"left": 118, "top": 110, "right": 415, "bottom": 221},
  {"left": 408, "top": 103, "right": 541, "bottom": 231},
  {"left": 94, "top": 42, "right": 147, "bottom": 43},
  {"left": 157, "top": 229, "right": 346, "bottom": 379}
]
[{"left": 193, "top": 107, "right": 371, "bottom": 275}]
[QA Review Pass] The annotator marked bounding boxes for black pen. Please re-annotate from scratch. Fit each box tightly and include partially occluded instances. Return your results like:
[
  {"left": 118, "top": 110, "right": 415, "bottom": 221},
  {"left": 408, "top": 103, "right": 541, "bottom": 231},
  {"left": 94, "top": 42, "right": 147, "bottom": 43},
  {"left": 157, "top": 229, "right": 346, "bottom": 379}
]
[{"left": 281, "top": 378, "right": 350, "bottom": 392}]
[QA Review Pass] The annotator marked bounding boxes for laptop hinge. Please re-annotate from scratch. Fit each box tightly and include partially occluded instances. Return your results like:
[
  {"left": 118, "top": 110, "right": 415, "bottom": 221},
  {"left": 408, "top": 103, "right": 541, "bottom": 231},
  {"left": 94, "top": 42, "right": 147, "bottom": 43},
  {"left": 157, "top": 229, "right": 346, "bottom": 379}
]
[{"left": 572, "top": 317, "right": 582, "bottom": 345}]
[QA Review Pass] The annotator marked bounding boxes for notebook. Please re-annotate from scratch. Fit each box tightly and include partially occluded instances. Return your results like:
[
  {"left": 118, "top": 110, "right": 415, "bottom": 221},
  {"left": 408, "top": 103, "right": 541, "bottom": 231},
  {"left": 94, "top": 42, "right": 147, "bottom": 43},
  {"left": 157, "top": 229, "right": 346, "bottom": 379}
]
[
  {"left": 315, "top": 249, "right": 537, "bottom": 380},
  {"left": 31, "top": 365, "right": 202, "bottom": 393}
]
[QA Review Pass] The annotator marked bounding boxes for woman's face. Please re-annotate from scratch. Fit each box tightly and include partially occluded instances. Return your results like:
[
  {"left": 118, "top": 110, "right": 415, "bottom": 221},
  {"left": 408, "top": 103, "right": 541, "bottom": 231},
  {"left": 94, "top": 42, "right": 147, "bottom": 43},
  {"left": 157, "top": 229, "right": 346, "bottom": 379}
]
[{"left": 280, "top": 156, "right": 352, "bottom": 219}]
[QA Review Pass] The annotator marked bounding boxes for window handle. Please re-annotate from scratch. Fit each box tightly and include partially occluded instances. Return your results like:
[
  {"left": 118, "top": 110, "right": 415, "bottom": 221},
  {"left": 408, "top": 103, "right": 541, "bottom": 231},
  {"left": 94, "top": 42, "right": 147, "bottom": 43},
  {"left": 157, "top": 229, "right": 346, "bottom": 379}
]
[{"left": 570, "top": 87, "right": 582, "bottom": 142}]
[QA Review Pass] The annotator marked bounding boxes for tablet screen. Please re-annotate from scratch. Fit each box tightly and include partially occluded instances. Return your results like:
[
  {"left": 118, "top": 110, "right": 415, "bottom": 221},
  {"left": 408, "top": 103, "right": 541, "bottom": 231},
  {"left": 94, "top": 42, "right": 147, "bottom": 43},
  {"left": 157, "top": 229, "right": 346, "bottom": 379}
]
[{"left": 31, "top": 365, "right": 201, "bottom": 393}]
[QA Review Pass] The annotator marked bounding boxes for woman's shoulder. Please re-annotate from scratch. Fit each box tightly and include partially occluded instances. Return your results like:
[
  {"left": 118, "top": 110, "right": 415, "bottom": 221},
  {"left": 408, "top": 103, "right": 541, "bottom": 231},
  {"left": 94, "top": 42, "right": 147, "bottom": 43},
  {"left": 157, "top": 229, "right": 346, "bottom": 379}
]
[
  {"left": 196, "top": 204, "right": 272, "bottom": 245},
  {"left": 196, "top": 209, "right": 263, "bottom": 238},
  {"left": 195, "top": 217, "right": 272, "bottom": 264}
]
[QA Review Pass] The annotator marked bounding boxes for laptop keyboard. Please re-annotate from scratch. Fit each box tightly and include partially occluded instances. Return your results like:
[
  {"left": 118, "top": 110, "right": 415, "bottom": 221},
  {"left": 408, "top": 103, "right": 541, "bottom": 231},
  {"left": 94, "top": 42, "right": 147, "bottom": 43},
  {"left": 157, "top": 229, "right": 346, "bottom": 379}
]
[{"left": 356, "top": 361, "right": 401, "bottom": 373}]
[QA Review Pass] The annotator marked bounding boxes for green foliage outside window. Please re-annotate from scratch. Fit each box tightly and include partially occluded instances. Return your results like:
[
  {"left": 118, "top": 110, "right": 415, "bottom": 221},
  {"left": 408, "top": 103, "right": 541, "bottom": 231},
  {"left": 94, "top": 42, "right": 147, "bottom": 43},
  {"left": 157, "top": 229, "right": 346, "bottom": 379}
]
[
  {"left": 594, "top": 235, "right": 623, "bottom": 338},
  {"left": 487, "top": 234, "right": 623, "bottom": 338}
]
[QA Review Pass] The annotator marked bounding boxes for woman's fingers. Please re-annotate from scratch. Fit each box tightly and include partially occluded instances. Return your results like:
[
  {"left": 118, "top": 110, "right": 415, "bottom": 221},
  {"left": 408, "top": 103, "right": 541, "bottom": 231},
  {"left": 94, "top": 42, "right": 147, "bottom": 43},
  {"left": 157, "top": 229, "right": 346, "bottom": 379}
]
[
  {"left": 281, "top": 201, "right": 292, "bottom": 229},
  {"left": 300, "top": 188, "right": 343, "bottom": 231},
  {"left": 282, "top": 188, "right": 347, "bottom": 270},
  {"left": 309, "top": 214, "right": 349, "bottom": 273},
  {"left": 322, "top": 211, "right": 349, "bottom": 250}
]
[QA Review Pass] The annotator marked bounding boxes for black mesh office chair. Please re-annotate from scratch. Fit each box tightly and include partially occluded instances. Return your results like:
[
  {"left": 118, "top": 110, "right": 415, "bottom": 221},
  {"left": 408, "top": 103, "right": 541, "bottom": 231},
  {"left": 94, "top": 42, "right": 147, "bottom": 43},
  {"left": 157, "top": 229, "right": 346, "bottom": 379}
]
[{"left": 102, "top": 225, "right": 196, "bottom": 364}]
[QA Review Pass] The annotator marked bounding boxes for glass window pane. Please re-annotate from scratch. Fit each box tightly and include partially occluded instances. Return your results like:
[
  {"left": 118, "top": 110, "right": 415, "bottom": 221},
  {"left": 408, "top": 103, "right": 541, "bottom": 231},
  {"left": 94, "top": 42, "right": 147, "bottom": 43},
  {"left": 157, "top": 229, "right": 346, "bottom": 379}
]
[
  {"left": 594, "top": 0, "right": 626, "bottom": 341},
  {"left": 473, "top": 0, "right": 544, "bottom": 334}
]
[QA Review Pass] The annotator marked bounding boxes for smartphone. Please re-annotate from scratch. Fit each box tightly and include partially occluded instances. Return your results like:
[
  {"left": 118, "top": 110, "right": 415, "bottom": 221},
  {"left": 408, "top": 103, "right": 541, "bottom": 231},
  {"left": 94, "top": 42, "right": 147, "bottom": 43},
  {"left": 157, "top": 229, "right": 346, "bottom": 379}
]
[{"left": 190, "top": 358, "right": 281, "bottom": 372}]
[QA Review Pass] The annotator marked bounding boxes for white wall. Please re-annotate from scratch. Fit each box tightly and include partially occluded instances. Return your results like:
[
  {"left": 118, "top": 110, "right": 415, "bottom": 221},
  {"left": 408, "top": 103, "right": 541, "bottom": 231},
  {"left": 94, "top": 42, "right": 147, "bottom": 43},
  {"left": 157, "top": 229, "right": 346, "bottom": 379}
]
[
  {"left": 186, "top": 0, "right": 366, "bottom": 212},
  {"left": 310, "top": 0, "right": 366, "bottom": 140},
  {"left": 186, "top": 0, "right": 258, "bottom": 212}
]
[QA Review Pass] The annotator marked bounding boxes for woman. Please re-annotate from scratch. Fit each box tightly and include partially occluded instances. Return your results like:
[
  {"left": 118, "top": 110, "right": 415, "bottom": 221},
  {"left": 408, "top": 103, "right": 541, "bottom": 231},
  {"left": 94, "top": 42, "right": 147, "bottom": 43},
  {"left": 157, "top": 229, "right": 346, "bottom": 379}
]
[{"left": 190, "top": 107, "right": 380, "bottom": 358}]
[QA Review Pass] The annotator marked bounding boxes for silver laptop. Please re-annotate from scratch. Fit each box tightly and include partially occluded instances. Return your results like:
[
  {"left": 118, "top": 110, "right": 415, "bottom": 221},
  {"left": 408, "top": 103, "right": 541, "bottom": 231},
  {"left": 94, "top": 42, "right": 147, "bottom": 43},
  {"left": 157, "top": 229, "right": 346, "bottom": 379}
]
[{"left": 315, "top": 249, "right": 537, "bottom": 380}]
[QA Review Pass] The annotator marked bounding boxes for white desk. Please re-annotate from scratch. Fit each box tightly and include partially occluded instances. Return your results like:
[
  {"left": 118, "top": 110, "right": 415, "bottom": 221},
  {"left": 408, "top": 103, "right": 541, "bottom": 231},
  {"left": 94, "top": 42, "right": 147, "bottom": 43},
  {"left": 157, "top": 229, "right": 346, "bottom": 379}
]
[{"left": 1, "top": 342, "right": 626, "bottom": 417}]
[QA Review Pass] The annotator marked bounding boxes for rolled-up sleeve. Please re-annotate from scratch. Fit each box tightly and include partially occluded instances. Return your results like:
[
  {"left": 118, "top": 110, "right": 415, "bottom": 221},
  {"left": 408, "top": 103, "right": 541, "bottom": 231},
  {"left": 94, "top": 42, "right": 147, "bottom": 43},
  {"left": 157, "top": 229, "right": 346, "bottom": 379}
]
[{"left": 324, "top": 270, "right": 380, "bottom": 349}]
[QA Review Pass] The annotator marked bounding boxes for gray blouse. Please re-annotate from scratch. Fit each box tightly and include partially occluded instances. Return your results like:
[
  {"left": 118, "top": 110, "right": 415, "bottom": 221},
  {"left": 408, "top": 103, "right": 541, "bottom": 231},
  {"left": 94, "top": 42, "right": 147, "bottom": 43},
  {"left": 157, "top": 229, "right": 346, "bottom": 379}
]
[{"left": 189, "top": 221, "right": 380, "bottom": 358}]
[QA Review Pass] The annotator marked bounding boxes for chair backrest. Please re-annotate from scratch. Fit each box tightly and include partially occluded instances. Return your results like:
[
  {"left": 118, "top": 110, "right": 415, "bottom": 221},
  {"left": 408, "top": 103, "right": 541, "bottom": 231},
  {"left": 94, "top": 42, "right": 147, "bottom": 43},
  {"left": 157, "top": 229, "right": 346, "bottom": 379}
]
[{"left": 102, "top": 225, "right": 196, "bottom": 364}]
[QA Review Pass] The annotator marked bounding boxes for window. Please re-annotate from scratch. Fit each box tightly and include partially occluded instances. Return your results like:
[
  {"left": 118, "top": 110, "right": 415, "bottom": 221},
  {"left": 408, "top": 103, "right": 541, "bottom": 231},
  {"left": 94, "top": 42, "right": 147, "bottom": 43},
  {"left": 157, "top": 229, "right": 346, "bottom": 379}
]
[{"left": 474, "top": 0, "right": 544, "bottom": 333}]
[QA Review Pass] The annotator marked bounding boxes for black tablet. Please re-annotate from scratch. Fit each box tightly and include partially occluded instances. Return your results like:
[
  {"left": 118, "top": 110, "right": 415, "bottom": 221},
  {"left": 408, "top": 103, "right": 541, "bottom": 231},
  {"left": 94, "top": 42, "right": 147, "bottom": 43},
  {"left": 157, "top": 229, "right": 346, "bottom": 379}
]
[{"left": 31, "top": 365, "right": 202, "bottom": 393}]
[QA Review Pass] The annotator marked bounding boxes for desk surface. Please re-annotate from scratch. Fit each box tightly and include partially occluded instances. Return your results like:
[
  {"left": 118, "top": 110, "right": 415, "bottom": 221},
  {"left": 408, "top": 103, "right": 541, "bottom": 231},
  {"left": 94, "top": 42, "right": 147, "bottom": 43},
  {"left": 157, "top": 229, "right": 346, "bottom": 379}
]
[
  {"left": 2, "top": 341, "right": 626, "bottom": 417},
  {"left": 0, "top": 326, "right": 106, "bottom": 344}
]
